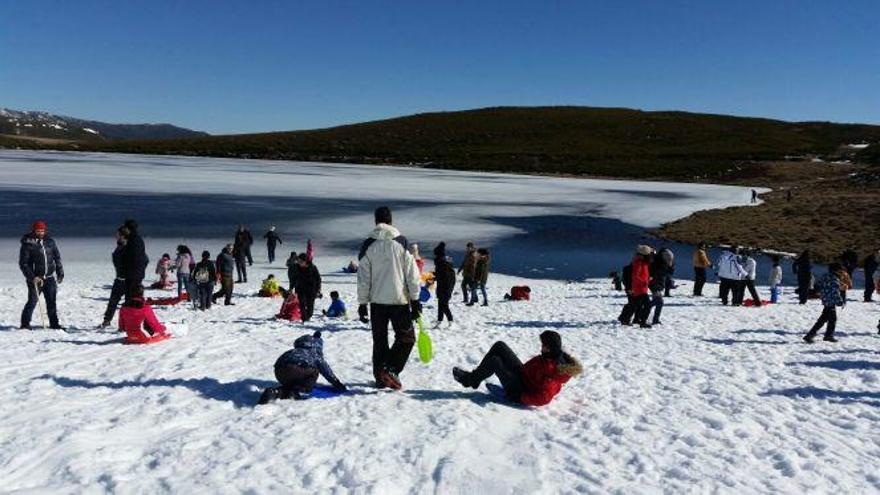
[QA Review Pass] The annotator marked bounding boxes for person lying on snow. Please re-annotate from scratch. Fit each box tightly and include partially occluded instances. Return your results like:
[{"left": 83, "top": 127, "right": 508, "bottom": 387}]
[
  {"left": 119, "top": 284, "right": 170, "bottom": 344},
  {"left": 258, "top": 274, "right": 282, "bottom": 297},
  {"left": 258, "top": 331, "right": 347, "bottom": 404},
  {"left": 322, "top": 291, "right": 347, "bottom": 318},
  {"left": 452, "top": 331, "right": 582, "bottom": 406},
  {"left": 275, "top": 290, "right": 302, "bottom": 322},
  {"left": 150, "top": 253, "right": 174, "bottom": 290},
  {"left": 342, "top": 259, "right": 359, "bottom": 274}
]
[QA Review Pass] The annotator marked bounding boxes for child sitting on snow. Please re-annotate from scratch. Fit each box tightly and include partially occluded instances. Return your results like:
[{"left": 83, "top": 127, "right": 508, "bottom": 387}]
[
  {"left": 119, "top": 284, "right": 171, "bottom": 344},
  {"left": 150, "top": 253, "right": 173, "bottom": 289},
  {"left": 322, "top": 291, "right": 347, "bottom": 318},
  {"left": 258, "top": 274, "right": 282, "bottom": 297},
  {"left": 275, "top": 289, "right": 302, "bottom": 322},
  {"left": 342, "top": 259, "right": 359, "bottom": 274},
  {"left": 258, "top": 331, "right": 347, "bottom": 404}
]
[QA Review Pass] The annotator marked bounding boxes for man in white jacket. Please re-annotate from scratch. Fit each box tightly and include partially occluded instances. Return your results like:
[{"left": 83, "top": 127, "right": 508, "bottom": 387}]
[
  {"left": 357, "top": 206, "right": 422, "bottom": 390},
  {"left": 716, "top": 247, "right": 747, "bottom": 306}
]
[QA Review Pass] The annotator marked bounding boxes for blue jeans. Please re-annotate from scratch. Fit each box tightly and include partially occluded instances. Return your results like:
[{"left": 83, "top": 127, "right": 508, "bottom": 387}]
[
  {"left": 22, "top": 277, "right": 59, "bottom": 328},
  {"left": 178, "top": 272, "right": 198, "bottom": 303},
  {"left": 770, "top": 285, "right": 780, "bottom": 304},
  {"left": 470, "top": 282, "right": 487, "bottom": 305}
]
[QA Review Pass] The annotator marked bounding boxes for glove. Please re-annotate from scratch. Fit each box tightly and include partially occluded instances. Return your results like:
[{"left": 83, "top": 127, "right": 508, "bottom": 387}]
[
  {"left": 57, "top": 275, "right": 64, "bottom": 284},
  {"left": 358, "top": 304, "right": 369, "bottom": 323},
  {"left": 317, "top": 292, "right": 323, "bottom": 299},
  {"left": 410, "top": 300, "right": 422, "bottom": 320}
]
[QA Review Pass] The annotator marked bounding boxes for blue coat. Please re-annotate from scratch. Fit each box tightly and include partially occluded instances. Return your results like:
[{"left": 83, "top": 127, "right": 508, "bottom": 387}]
[
  {"left": 275, "top": 334, "right": 341, "bottom": 387},
  {"left": 326, "top": 299, "right": 347, "bottom": 318}
]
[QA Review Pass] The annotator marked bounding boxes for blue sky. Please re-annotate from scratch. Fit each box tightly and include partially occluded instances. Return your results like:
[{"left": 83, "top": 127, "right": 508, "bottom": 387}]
[{"left": 1, "top": 1, "right": 877, "bottom": 134}]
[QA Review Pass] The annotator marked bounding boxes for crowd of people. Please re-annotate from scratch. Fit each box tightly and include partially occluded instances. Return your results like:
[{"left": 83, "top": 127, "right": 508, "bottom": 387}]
[{"left": 16, "top": 207, "right": 880, "bottom": 408}]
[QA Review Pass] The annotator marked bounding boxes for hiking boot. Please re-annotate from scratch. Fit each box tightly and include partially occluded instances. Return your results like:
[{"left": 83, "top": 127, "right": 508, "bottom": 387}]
[
  {"left": 99, "top": 320, "right": 112, "bottom": 329},
  {"left": 481, "top": 303, "right": 488, "bottom": 307},
  {"left": 466, "top": 302, "right": 475, "bottom": 307},
  {"left": 377, "top": 369, "right": 402, "bottom": 390},
  {"left": 652, "top": 321, "right": 662, "bottom": 326},
  {"left": 822, "top": 336, "right": 838, "bottom": 343},
  {"left": 639, "top": 323, "right": 652, "bottom": 329},
  {"left": 803, "top": 334, "right": 815, "bottom": 344},
  {"left": 258, "top": 387, "right": 282, "bottom": 405},
  {"left": 19, "top": 324, "right": 31, "bottom": 330},
  {"left": 49, "top": 325, "right": 66, "bottom": 331},
  {"left": 452, "top": 367, "right": 478, "bottom": 389}
]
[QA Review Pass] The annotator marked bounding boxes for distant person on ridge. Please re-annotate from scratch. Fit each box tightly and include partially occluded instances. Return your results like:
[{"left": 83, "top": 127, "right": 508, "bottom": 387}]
[
  {"left": 692, "top": 242, "right": 711, "bottom": 297},
  {"left": 357, "top": 206, "right": 421, "bottom": 390},
  {"left": 19, "top": 220, "right": 64, "bottom": 330},
  {"left": 263, "top": 226, "right": 283, "bottom": 264},
  {"left": 102, "top": 226, "right": 129, "bottom": 328}
]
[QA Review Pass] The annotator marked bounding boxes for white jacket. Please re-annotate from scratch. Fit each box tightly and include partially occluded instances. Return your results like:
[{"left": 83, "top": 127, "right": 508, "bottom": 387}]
[
  {"left": 716, "top": 251, "right": 747, "bottom": 280},
  {"left": 769, "top": 266, "right": 782, "bottom": 286},
  {"left": 357, "top": 223, "right": 420, "bottom": 305},
  {"left": 744, "top": 257, "right": 757, "bottom": 281}
]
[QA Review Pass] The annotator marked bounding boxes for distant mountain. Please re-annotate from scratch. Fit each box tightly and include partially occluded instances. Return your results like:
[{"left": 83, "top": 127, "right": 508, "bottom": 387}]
[
  {"left": 0, "top": 108, "right": 208, "bottom": 142},
  {"left": 84, "top": 106, "right": 880, "bottom": 179}
]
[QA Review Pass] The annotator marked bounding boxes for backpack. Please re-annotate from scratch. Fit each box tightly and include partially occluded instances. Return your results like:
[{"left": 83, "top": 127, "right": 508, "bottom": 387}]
[{"left": 193, "top": 264, "right": 211, "bottom": 284}]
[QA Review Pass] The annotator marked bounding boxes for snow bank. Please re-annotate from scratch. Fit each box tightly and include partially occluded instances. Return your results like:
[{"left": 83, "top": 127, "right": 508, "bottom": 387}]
[{"left": 0, "top": 252, "right": 878, "bottom": 493}]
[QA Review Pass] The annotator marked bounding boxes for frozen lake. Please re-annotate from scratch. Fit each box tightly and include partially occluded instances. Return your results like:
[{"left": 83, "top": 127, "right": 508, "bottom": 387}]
[{"left": 0, "top": 150, "right": 759, "bottom": 279}]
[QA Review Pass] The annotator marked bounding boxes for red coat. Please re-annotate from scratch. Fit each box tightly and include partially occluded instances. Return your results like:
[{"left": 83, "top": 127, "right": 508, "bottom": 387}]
[
  {"left": 119, "top": 299, "right": 169, "bottom": 344},
  {"left": 519, "top": 353, "right": 583, "bottom": 407},
  {"left": 276, "top": 292, "right": 302, "bottom": 321},
  {"left": 631, "top": 257, "right": 650, "bottom": 296}
]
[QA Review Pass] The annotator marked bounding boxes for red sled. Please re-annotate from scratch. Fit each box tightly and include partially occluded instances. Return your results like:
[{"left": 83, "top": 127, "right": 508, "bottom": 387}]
[
  {"left": 146, "top": 293, "right": 189, "bottom": 306},
  {"left": 743, "top": 299, "right": 771, "bottom": 307}
]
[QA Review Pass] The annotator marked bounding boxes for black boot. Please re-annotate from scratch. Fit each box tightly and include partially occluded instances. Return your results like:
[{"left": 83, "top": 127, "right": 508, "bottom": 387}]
[
  {"left": 257, "top": 387, "right": 281, "bottom": 405},
  {"left": 452, "top": 367, "right": 478, "bottom": 389},
  {"left": 803, "top": 333, "right": 815, "bottom": 344}
]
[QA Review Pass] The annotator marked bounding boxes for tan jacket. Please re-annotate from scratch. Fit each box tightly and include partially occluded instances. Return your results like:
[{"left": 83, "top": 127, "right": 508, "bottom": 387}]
[{"left": 693, "top": 249, "right": 711, "bottom": 268}]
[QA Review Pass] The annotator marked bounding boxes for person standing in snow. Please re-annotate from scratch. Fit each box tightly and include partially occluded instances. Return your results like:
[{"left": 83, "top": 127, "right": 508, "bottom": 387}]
[
  {"left": 716, "top": 247, "right": 747, "bottom": 306},
  {"left": 19, "top": 220, "right": 64, "bottom": 330},
  {"left": 285, "top": 251, "right": 299, "bottom": 290},
  {"left": 257, "top": 331, "right": 347, "bottom": 404},
  {"left": 692, "top": 242, "right": 711, "bottom": 297},
  {"left": 803, "top": 264, "right": 846, "bottom": 343},
  {"left": 741, "top": 251, "right": 762, "bottom": 305},
  {"left": 294, "top": 253, "right": 322, "bottom": 322},
  {"left": 863, "top": 250, "right": 878, "bottom": 302},
  {"left": 458, "top": 242, "right": 477, "bottom": 304},
  {"left": 174, "top": 245, "right": 198, "bottom": 307},
  {"left": 192, "top": 250, "right": 216, "bottom": 310},
  {"left": 102, "top": 226, "right": 129, "bottom": 328},
  {"left": 468, "top": 248, "right": 491, "bottom": 306},
  {"left": 631, "top": 245, "right": 654, "bottom": 328},
  {"left": 212, "top": 244, "right": 236, "bottom": 306},
  {"left": 121, "top": 219, "right": 148, "bottom": 303},
  {"left": 357, "top": 206, "right": 421, "bottom": 390},
  {"left": 793, "top": 250, "right": 813, "bottom": 305},
  {"left": 433, "top": 242, "right": 456, "bottom": 327},
  {"left": 452, "top": 331, "right": 582, "bottom": 406},
  {"left": 263, "top": 226, "right": 283, "bottom": 264},
  {"left": 234, "top": 225, "right": 254, "bottom": 266},
  {"left": 840, "top": 247, "right": 858, "bottom": 280},
  {"left": 648, "top": 250, "right": 670, "bottom": 325},
  {"left": 769, "top": 255, "right": 783, "bottom": 304},
  {"left": 659, "top": 247, "right": 675, "bottom": 297},
  {"left": 617, "top": 261, "right": 636, "bottom": 325}
]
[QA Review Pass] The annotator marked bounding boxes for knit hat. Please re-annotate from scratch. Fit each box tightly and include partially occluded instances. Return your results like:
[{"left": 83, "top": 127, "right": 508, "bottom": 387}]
[
  {"left": 32, "top": 220, "right": 47, "bottom": 231},
  {"left": 636, "top": 245, "right": 653, "bottom": 256},
  {"left": 433, "top": 242, "right": 447, "bottom": 259},
  {"left": 540, "top": 330, "right": 563, "bottom": 360}
]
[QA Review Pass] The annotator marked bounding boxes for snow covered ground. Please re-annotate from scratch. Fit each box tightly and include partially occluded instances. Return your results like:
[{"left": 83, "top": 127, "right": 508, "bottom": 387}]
[{"left": 1, "top": 251, "right": 879, "bottom": 493}]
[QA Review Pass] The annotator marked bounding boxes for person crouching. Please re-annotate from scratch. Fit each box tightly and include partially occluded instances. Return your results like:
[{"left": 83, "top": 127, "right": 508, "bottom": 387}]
[
  {"left": 119, "top": 284, "right": 170, "bottom": 344},
  {"left": 258, "top": 331, "right": 347, "bottom": 404}
]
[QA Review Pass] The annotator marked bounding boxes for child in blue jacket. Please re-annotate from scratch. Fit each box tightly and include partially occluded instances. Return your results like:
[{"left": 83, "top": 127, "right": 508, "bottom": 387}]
[
  {"left": 258, "top": 331, "right": 346, "bottom": 404},
  {"left": 322, "top": 291, "right": 347, "bottom": 318},
  {"left": 804, "top": 264, "right": 845, "bottom": 344}
]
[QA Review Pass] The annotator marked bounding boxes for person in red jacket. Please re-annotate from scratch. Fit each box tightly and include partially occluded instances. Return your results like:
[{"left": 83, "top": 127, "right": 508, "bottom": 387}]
[
  {"left": 451, "top": 331, "right": 582, "bottom": 406},
  {"left": 630, "top": 245, "right": 654, "bottom": 328},
  {"left": 118, "top": 284, "right": 170, "bottom": 344}
]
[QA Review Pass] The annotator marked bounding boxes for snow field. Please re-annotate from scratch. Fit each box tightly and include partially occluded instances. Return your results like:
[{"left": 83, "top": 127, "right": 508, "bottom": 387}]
[{"left": 1, "top": 253, "right": 879, "bottom": 493}]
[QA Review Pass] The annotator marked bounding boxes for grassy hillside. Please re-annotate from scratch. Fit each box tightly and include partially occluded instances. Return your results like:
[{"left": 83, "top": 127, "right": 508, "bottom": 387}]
[{"left": 64, "top": 106, "right": 880, "bottom": 179}]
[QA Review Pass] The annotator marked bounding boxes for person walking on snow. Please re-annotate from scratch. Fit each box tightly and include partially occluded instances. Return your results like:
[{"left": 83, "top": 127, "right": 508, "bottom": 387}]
[
  {"left": 19, "top": 220, "right": 64, "bottom": 330},
  {"left": 452, "top": 331, "right": 582, "bottom": 406},
  {"left": 101, "top": 226, "right": 128, "bottom": 328},
  {"left": 631, "top": 245, "right": 653, "bottom": 328},
  {"left": 234, "top": 225, "right": 254, "bottom": 266},
  {"left": 793, "top": 250, "right": 813, "bottom": 304},
  {"left": 692, "top": 242, "right": 711, "bottom": 296},
  {"left": 433, "top": 242, "right": 456, "bottom": 327},
  {"left": 742, "top": 251, "right": 762, "bottom": 305},
  {"left": 121, "top": 219, "right": 148, "bottom": 303},
  {"left": 804, "top": 264, "right": 846, "bottom": 343},
  {"left": 285, "top": 251, "right": 299, "bottom": 290},
  {"left": 659, "top": 247, "right": 675, "bottom": 297},
  {"left": 617, "top": 261, "right": 636, "bottom": 325},
  {"left": 263, "top": 226, "right": 283, "bottom": 264},
  {"left": 193, "top": 251, "right": 216, "bottom": 310},
  {"left": 769, "top": 255, "right": 783, "bottom": 304},
  {"left": 468, "top": 248, "right": 491, "bottom": 306},
  {"left": 212, "top": 244, "right": 236, "bottom": 306},
  {"left": 648, "top": 251, "right": 670, "bottom": 325},
  {"left": 294, "top": 253, "right": 322, "bottom": 322},
  {"left": 863, "top": 250, "right": 878, "bottom": 302},
  {"left": 458, "top": 242, "right": 477, "bottom": 304},
  {"left": 357, "top": 206, "right": 421, "bottom": 390},
  {"left": 233, "top": 230, "right": 248, "bottom": 283}
]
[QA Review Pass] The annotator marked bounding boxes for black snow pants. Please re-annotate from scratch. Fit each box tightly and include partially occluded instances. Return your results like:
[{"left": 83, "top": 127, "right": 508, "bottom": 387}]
[
  {"left": 275, "top": 363, "right": 319, "bottom": 394},
  {"left": 797, "top": 273, "right": 812, "bottom": 304},
  {"left": 437, "top": 294, "right": 453, "bottom": 322},
  {"left": 103, "top": 278, "right": 126, "bottom": 323},
  {"left": 618, "top": 294, "right": 635, "bottom": 324},
  {"left": 807, "top": 306, "right": 837, "bottom": 339},
  {"left": 370, "top": 303, "right": 415, "bottom": 381},
  {"left": 693, "top": 267, "right": 706, "bottom": 296},
  {"left": 470, "top": 341, "right": 524, "bottom": 402}
]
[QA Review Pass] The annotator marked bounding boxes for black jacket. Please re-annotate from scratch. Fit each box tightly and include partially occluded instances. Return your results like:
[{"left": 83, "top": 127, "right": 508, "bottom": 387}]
[
  {"left": 649, "top": 257, "right": 669, "bottom": 293},
  {"left": 19, "top": 234, "right": 63, "bottom": 281},
  {"left": 295, "top": 263, "right": 322, "bottom": 297},
  {"left": 264, "top": 231, "right": 283, "bottom": 247},
  {"left": 234, "top": 229, "right": 253, "bottom": 251},
  {"left": 434, "top": 257, "right": 456, "bottom": 299},
  {"left": 122, "top": 232, "right": 148, "bottom": 281},
  {"left": 793, "top": 254, "right": 812, "bottom": 278},
  {"left": 865, "top": 255, "right": 878, "bottom": 275},
  {"left": 622, "top": 263, "right": 633, "bottom": 292},
  {"left": 112, "top": 243, "right": 125, "bottom": 279},
  {"left": 193, "top": 259, "right": 217, "bottom": 283}
]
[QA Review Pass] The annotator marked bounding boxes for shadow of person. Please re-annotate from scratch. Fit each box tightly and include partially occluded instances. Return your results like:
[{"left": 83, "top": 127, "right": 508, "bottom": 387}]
[
  {"left": 41, "top": 374, "right": 276, "bottom": 408},
  {"left": 405, "top": 388, "right": 496, "bottom": 407}
]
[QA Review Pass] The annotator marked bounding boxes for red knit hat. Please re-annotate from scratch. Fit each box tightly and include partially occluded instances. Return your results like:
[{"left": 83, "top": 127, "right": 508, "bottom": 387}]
[{"left": 32, "top": 220, "right": 47, "bottom": 231}]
